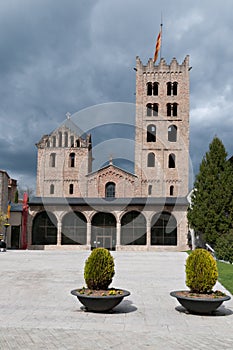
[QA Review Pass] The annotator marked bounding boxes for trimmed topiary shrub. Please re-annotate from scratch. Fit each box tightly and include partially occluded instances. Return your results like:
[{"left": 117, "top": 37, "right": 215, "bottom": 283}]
[
  {"left": 84, "top": 248, "right": 115, "bottom": 290},
  {"left": 186, "top": 248, "right": 218, "bottom": 293}
]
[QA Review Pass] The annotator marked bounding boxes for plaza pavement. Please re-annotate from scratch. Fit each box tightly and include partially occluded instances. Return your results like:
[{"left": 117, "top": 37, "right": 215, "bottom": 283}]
[{"left": 0, "top": 250, "right": 232, "bottom": 350}]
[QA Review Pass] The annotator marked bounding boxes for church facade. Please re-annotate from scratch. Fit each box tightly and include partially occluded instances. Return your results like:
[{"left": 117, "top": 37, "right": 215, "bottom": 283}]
[{"left": 28, "top": 55, "right": 190, "bottom": 251}]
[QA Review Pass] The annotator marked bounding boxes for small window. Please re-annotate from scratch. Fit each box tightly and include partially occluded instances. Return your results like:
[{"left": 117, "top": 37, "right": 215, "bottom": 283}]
[
  {"left": 50, "top": 153, "right": 56, "bottom": 167},
  {"left": 167, "top": 103, "right": 178, "bottom": 117},
  {"left": 147, "top": 82, "right": 152, "bottom": 96},
  {"left": 173, "top": 103, "right": 178, "bottom": 117},
  {"left": 168, "top": 125, "right": 177, "bottom": 142},
  {"left": 170, "top": 185, "right": 174, "bottom": 196},
  {"left": 167, "top": 82, "right": 172, "bottom": 96},
  {"left": 105, "top": 182, "right": 115, "bottom": 198},
  {"left": 148, "top": 185, "right": 152, "bottom": 195},
  {"left": 58, "top": 132, "right": 62, "bottom": 147},
  {"left": 64, "top": 132, "right": 68, "bottom": 147},
  {"left": 69, "top": 184, "right": 74, "bottom": 195},
  {"left": 153, "top": 82, "right": 159, "bottom": 96},
  {"left": 50, "top": 184, "right": 54, "bottom": 195},
  {"left": 169, "top": 153, "right": 176, "bottom": 168},
  {"left": 147, "top": 125, "right": 156, "bottom": 142},
  {"left": 69, "top": 152, "right": 75, "bottom": 167},
  {"left": 70, "top": 136, "right": 74, "bottom": 147},
  {"left": 167, "top": 82, "right": 178, "bottom": 96},
  {"left": 76, "top": 139, "right": 80, "bottom": 147},
  {"left": 52, "top": 136, "right": 56, "bottom": 147},
  {"left": 152, "top": 103, "right": 158, "bottom": 116},
  {"left": 148, "top": 152, "right": 155, "bottom": 167},
  {"left": 173, "top": 82, "right": 178, "bottom": 95},
  {"left": 146, "top": 103, "right": 152, "bottom": 116}
]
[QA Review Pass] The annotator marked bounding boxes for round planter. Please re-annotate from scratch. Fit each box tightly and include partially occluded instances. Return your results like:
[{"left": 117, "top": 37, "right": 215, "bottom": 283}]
[
  {"left": 71, "top": 288, "right": 130, "bottom": 312},
  {"left": 170, "top": 290, "right": 231, "bottom": 314}
]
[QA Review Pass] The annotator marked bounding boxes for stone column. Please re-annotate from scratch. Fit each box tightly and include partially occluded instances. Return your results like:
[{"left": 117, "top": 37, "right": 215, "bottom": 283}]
[
  {"left": 57, "top": 221, "right": 62, "bottom": 246},
  {"left": 86, "top": 222, "right": 91, "bottom": 249},
  {"left": 116, "top": 221, "right": 121, "bottom": 250},
  {"left": 146, "top": 219, "right": 151, "bottom": 249}
]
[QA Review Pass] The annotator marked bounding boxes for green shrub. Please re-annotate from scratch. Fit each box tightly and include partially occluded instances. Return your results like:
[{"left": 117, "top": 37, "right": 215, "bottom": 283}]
[
  {"left": 84, "top": 248, "right": 115, "bottom": 290},
  {"left": 215, "top": 233, "right": 233, "bottom": 264},
  {"left": 186, "top": 248, "right": 218, "bottom": 293}
]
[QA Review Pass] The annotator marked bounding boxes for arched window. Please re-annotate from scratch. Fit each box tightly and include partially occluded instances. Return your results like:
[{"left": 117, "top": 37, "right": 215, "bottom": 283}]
[
  {"left": 70, "top": 135, "right": 74, "bottom": 147},
  {"left": 64, "top": 132, "right": 68, "bottom": 147},
  {"left": 152, "top": 103, "right": 158, "bottom": 116},
  {"left": 173, "top": 103, "right": 178, "bottom": 116},
  {"left": 105, "top": 182, "right": 115, "bottom": 198},
  {"left": 69, "top": 152, "right": 75, "bottom": 167},
  {"left": 76, "top": 139, "right": 80, "bottom": 147},
  {"left": 148, "top": 152, "right": 155, "bottom": 167},
  {"left": 147, "top": 82, "right": 152, "bottom": 95},
  {"left": 170, "top": 185, "right": 174, "bottom": 196},
  {"left": 58, "top": 132, "right": 62, "bottom": 147},
  {"left": 146, "top": 103, "right": 152, "bottom": 116},
  {"left": 173, "top": 82, "right": 178, "bottom": 95},
  {"left": 169, "top": 153, "right": 176, "bottom": 168},
  {"left": 50, "top": 184, "right": 54, "bottom": 195},
  {"left": 62, "top": 211, "right": 87, "bottom": 245},
  {"left": 69, "top": 184, "right": 74, "bottom": 195},
  {"left": 167, "top": 103, "right": 172, "bottom": 116},
  {"left": 167, "top": 103, "right": 178, "bottom": 117},
  {"left": 168, "top": 125, "right": 177, "bottom": 142},
  {"left": 148, "top": 185, "right": 152, "bottom": 195},
  {"left": 167, "top": 82, "right": 178, "bottom": 96},
  {"left": 49, "top": 153, "right": 56, "bottom": 167},
  {"left": 32, "top": 211, "right": 57, "bottom": 245},
  {"left": 52, "top": 136, "right": 56, "bottom": 147},
  {"left": 151, "top": 211, "right": 177, "bottom": 245},
  {"left": 153, "top": 82, "right": 159, "bottom": 96},
  {"left": 121, "top": 211, "right": 146, "bottom": 245},
  {"left": 147, "top": 125, "right": 156, "bottom": 142}
]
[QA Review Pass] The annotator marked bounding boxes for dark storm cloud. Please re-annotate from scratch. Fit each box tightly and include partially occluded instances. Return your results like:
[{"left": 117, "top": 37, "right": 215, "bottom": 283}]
[{"left": 1, "top": 0, "right": 233, "bottom": 191}]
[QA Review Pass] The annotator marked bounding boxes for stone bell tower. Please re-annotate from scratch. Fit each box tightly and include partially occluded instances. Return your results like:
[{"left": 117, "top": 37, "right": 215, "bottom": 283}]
[{"left": 134, "top": 55, "right": 190, "bottom": 198}]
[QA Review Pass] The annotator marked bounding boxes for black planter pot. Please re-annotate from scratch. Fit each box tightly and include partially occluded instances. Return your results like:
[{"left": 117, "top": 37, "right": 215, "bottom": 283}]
[
  {"left": 170, "top": 290, "right": 231, "bottom": 314},
  {"left": 71, "top": 288, "right": 130, "bottom": 312}
]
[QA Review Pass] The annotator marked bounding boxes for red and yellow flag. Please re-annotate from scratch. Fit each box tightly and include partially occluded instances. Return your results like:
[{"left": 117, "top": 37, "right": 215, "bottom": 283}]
[{"left": 153, "top": 30, "right": 161, "bottom": 63}]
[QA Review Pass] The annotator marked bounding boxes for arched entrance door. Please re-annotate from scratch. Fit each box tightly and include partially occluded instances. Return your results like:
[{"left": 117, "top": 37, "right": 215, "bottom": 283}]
[
  {"left": 32, "top": 211, "right": 57, "bottom": 245},
  {"left": 151, "top": 211, "right": 177, "bottom": 245},
  {"left": 91, "top": 212, "right": 116, "bottom": 250}
]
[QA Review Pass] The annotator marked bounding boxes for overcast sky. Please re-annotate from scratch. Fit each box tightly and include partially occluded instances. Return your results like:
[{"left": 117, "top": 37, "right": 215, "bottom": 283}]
[{"left": 1, "top": 0, "right": 233, "bottom": 194}]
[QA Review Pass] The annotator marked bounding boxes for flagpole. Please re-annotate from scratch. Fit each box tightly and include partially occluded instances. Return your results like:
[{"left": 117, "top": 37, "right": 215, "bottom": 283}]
[{"left": 160, "top": 14, "right": 163, "bottom": 60}]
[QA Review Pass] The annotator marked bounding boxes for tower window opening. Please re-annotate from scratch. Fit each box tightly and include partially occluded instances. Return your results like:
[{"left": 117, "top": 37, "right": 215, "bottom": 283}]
[
  {"left": 168, "top": 153, "right": 176, "bottom": 168},
  {"left": 49, "top": 153, "right": 56, "bottom": 167},
  {"left": 69, "top": 184, "right": 74, "bottom": 195},
  {"left": 167, "top": 82, "right": 178, "bottom": 96},
  {"left": 167, "top": 103, "right": 178, "bottom": 117},
  {"left": 147, "top": 125, "right": 156, "bottom": 142},
  {"left": 50, "top": 184, "right": 54, "bottom": 195},
  {"left": 148, "top": 152, "right": 155, "bottom": 167},
  {"left": 69, "top": 152, "right": 75, "bottom": 167},
  {"left": 170, "top": 185, "right": 174, "bottom": 196},
  {"left": 147, "top": 82, "right": 152, "bottom": 96},
  {"left": 148, "top": 185, "right": 152, "bottom": 195},
  {"left": 168, "top": 125, "right": 177, "bottom": 142},
  {"left": 64, "top": 132, "right": 68, "bottom": 147}
]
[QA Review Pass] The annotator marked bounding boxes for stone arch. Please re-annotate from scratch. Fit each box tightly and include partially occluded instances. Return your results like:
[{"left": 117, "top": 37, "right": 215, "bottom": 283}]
[
  {"left": 61, "top": 211, "right": 87, "bottom": 245},
  {"left": 121, "top": 210, "right": 147, "bottom": 245},
  {"left": 91, "top": 212, "right": 116, "bottom": 250},
  {"left": 151, "top": 211, "right": 177, "bottom": 245},
  {"left": 32, "top": 211, "right": 57, "bottom": 245}
]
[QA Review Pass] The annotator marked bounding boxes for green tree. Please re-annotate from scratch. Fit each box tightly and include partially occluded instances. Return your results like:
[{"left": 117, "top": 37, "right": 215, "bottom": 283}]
[{"left": 188, "top": 137, "right": 233, "bottom": 246}]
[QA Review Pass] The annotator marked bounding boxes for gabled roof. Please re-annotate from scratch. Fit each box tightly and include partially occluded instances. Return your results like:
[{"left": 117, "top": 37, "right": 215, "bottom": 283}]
[{"left": 87, "top": 162, "right": 137, "bottom": 178}]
